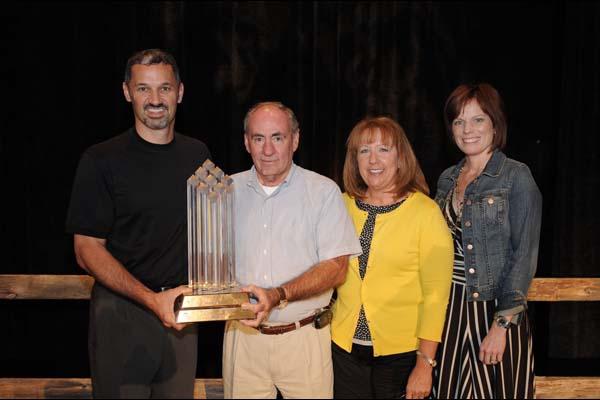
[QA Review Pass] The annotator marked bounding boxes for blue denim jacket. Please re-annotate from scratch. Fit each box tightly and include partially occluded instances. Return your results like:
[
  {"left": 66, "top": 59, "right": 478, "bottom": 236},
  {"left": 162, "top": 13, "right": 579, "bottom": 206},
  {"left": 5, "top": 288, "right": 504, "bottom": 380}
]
[{"left": 434, "top": 150, "right": 542, "bottom": 316}]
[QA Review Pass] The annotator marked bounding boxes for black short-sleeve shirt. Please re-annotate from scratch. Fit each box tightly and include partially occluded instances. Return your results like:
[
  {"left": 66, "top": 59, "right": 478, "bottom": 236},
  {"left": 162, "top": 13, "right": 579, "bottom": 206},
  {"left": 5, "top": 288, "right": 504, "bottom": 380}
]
[{"left": 66, "top": 128, "right": 211, "bottom": 291}]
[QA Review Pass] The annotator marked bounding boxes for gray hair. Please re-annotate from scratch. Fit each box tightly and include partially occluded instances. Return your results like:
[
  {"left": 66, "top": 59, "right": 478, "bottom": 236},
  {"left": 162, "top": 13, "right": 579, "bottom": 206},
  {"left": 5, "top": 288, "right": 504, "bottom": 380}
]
[{"left": 243, "top": 101, "right": 300, "bottom": 134}]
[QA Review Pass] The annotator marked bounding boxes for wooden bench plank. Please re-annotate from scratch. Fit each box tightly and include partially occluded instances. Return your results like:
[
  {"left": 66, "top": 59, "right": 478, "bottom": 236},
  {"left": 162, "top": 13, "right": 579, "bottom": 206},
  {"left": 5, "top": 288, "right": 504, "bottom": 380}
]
[
  {"left": 0, "top": 378, "right": 92, "bottom": 399},
  {"left": 2, "top": 275, "right": 600, "bottom": 302},
  {"left": 0, "top": 275, "right": 93, "bottom": 300},
  {"left": 1, "top": 377, "right": 599, "bottom": 399},
  {"left": 528, "top": 278, "right": 600, "bottom": 301},
  {"left": 0, "top": 378, "right": 223, "bottom": 399},
  {"left": 536, "top": 376, "right": 600, "bottom": 399}
]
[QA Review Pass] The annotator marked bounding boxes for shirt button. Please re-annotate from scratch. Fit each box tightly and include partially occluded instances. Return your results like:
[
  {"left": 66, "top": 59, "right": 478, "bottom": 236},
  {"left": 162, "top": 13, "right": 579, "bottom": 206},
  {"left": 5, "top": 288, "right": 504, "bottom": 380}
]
[
  {"left": 472, "top": 292, "right": 480, "bottom": 299},
  {"left": 263, "top": 224, "right": 267, "bottom": 228},
  {"left": 466, "top": 200, "right": 472, "bottom": 206},
  {"left": 263, "top": 249, "right": 267, "bottom": 255},
  {"left": 465, "top": 221, "right": 471, "bottom": 227},
  {"left": 488, "top": 198, "right": 495, "bottom": 205},
  {"left": 468, "top": 268, "right": 476, "bottom": 274},
  {"left": 467, "top": 244, "right": 473, "bottom": 250}
]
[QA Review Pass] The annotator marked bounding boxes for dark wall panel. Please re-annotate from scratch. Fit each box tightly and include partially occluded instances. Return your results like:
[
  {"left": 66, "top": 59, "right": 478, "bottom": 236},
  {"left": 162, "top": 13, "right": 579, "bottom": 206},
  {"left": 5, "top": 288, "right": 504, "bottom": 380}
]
[{"left": 2, "top": 1, "right": 599, "bottom": 378}]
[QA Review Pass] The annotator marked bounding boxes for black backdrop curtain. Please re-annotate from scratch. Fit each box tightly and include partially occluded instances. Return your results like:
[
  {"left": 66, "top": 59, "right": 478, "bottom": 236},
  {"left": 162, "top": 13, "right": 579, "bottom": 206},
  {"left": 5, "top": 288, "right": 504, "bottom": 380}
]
[{"left": 2, "top": 1, "right": 599, "bottom": 378}]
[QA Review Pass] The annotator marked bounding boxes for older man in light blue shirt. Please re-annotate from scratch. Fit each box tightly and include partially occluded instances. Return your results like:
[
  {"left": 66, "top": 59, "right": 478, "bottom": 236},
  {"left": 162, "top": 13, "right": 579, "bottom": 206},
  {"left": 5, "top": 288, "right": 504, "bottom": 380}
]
[{"left": 222, "top": 101, "right": 361, "bottom": 399}]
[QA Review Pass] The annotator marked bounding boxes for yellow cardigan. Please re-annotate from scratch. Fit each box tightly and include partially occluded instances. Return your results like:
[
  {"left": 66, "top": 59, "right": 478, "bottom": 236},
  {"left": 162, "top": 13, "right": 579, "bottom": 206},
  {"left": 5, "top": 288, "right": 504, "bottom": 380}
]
[{"left": 331, "top": 191, "right": 453, "bottom": 356}]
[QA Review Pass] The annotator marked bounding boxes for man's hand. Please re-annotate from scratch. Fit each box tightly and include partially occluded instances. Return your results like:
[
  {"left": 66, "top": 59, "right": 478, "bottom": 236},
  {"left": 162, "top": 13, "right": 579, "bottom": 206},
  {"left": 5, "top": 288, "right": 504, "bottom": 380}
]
[
  {"left": 239, "top": 284, "right": 280, "bottom": 327},
  {"left": 149, "top": 285, "right": 192, "bottom": 331}
]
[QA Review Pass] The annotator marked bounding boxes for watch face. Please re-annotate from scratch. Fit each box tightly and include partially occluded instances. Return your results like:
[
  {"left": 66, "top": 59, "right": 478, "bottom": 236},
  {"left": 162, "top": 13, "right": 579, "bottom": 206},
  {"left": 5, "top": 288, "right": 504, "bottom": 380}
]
[{"left": 496, "top": 317, "right": 510, "bottom": 329}]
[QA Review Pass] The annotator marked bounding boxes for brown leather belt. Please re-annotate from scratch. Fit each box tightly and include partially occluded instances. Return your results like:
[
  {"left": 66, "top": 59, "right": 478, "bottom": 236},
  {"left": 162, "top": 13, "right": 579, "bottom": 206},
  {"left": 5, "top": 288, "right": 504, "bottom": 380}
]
[{"left": 258, "top": 314, "right": 316, "bottom": 335}]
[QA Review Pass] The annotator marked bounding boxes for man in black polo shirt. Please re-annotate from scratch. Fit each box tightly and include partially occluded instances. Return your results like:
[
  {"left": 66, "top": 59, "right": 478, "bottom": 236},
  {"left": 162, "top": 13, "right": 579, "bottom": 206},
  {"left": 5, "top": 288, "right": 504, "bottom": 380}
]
[{"left": 66, "top": 49, "right": 210, "bottom": 398}]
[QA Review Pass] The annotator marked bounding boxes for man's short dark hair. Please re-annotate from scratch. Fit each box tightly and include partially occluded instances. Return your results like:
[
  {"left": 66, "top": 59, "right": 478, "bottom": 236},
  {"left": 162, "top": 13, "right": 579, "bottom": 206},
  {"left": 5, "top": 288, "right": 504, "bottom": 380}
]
[{"left": 124, "top": 49, "right": 180, "bottom": 83}]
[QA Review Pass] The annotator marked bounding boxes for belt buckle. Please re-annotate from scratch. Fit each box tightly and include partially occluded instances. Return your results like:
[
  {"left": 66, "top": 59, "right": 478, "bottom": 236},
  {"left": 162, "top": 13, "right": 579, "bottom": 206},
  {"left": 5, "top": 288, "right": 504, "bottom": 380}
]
[
  {"left": 258, "top": 325, "right": 271, "bottom": 334},
  {"left": 257, "top": 324, "right": 278, "bottom": 334}
]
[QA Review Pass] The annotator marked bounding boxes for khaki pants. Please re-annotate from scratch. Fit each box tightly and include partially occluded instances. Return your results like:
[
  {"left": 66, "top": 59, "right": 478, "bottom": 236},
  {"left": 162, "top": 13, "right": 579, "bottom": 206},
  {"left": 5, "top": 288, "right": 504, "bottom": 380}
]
[{"left": 222, "top": 320, "right": 333, "bottom": 399}]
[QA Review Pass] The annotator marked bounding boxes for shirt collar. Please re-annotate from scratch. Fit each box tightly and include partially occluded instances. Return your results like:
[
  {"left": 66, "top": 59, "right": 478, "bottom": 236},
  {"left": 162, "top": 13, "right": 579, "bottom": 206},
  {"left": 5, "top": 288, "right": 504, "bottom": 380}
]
[
  {"left": 446, "top": 149, "right": 506, "bottom": 182},
  {"left": 481, "top": 149, "right": 506, "bottom": 177},
  {"left": 247, "top": 163, "right": 298, "bottom": 193},
  {"left": 129, "top": 127, "right": 177, "bottom": 151}
]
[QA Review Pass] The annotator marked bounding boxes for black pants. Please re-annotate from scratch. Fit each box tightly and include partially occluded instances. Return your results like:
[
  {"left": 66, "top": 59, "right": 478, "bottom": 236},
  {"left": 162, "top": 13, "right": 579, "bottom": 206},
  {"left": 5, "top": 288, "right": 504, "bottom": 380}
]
[
  {"left": 332, "top": 342, "right": 415, "bottom": 399},
  {"left": 89, "top": 284, "right": 198, "bottom": 399}
]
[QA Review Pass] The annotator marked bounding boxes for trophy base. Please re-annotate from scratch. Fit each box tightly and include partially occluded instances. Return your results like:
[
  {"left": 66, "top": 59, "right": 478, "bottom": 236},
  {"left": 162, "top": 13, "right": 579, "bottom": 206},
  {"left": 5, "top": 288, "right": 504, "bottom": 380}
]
[{"left": 174, "top": 290, "right": 255, "bottom": 323}]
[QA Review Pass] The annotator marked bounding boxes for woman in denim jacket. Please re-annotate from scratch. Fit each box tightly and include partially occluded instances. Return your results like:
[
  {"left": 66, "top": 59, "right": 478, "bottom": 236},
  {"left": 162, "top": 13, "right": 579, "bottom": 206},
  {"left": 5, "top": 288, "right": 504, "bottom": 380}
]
[{"left": 432, "top": 83, "right": 542, "bottom": 399}]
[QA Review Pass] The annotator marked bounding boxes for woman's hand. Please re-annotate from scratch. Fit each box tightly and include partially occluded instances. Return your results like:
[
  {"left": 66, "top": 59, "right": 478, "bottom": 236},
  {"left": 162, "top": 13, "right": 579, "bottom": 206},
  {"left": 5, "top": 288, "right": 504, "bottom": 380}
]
[
  {"left": 479, "top": 323, "right": 508, "bottom": 365},
  {"left": 406, "top": 361, "right": 433, "bottom": 399}
]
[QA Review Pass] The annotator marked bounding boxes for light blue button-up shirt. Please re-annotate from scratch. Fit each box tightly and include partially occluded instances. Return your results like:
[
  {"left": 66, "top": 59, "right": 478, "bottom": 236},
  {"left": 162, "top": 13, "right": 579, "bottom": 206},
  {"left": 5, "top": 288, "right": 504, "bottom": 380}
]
[{"left": 232, "top": 163, "right": 362, "bottom": 323}]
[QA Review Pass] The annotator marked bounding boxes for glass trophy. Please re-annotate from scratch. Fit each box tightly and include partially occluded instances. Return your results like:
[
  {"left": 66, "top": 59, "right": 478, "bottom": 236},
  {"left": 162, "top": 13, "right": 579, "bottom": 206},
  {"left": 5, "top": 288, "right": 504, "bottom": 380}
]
[{"left": 174, "top": 159, "right": 254, "bottom": 323}]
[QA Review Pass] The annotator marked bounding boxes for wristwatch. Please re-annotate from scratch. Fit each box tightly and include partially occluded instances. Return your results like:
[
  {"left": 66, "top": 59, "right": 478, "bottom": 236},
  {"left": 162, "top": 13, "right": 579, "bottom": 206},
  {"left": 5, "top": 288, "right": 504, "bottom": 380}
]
[
  {"left": 275, "top": 287, "right": 288, "bottom": 309},
  {"left": 416, "top": 350, "right": 437, "bottom": 368},
  {"left": 495, "top": 315, "right": 511, "bottom": 329}
]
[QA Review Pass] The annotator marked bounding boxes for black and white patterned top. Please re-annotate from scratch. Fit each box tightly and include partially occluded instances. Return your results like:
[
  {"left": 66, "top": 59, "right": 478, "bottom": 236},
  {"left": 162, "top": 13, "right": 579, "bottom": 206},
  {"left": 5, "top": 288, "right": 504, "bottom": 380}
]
[
  {"left": 443, "top": 187, "right": 466, "bottom": 284},
  {"left": 352, "top": 198, "right": 405, "bottom": 344}
]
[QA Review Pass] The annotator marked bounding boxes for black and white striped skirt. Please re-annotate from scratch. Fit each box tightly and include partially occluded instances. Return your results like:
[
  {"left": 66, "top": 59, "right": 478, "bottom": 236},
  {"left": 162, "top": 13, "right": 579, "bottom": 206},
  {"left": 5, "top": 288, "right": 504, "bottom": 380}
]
[{"left": 432, "top": 281, "right": 535, "bottom": 399}]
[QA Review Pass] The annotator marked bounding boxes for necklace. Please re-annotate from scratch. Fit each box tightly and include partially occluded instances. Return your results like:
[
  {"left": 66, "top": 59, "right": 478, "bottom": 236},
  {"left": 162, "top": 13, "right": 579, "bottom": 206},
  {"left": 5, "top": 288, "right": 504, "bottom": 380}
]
[
  {"left": 451, "top": 167, "right": 465, "bottom": 220},
  {"left": 452, "top": 162, "right": 486, "bottom": 221}
]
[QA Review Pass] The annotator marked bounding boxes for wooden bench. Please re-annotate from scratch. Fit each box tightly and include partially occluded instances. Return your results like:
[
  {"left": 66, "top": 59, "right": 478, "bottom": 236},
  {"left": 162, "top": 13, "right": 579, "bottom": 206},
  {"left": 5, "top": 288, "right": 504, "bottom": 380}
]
[{"left": 2, "top": 275, "right": 600, "bottom": 399}]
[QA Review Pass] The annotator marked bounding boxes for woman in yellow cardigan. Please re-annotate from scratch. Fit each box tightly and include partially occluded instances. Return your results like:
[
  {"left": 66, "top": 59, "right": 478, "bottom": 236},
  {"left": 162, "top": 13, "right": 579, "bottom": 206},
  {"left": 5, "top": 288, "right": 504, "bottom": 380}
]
[{"left": 331, "top": 116, "right": 453, "bottom": 399}]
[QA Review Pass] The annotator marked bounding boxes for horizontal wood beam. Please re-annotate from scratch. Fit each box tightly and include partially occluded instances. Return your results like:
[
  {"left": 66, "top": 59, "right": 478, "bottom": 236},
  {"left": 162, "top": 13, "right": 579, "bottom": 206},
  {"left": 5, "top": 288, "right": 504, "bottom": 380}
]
[
  {"left": 0, "top": 275, "right": 93, "bottom": 300},
  {"left": 0, "top": 377, "right": 598, "bottom": 399},
  {"left": 2, "top": 275, "right": 600, "bottom": 302},
  {"left": 0, "top": 378, "right": 223, "bottom": 399},
  {"left": 527, "top": 278, "right": 600, "bottom": 301},
  {"left": 535, "top": 376, "right": 600, "bottom": 399}
]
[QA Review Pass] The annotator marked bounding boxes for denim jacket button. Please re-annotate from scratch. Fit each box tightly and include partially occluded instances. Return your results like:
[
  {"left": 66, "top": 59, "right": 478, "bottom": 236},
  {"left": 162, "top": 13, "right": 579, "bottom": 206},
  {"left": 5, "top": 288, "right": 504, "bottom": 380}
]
[
  {"left": 466, "top": 199, "right": 472, "bottom": 206},
  {"left": 467, "top": 244, "right": 473, "bottom": 250},
  {"left": 472, "top": 292, "right": 480, "bottom": 299},
  {"left": 487, "top": 197, "right": 495, "bottom": 205},
  {"left": 468, "top": 268, "right": 476, "bottom": 274},
  {"left": 465, "top": 221, "right": 471, "bottom": 227}
]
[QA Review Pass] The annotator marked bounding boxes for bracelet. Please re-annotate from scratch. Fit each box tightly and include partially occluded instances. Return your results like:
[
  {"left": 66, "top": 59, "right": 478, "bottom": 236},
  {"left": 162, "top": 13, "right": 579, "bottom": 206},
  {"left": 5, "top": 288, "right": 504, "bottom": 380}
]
[{"left": 416, "top": 350, "right": 437, "bottom": 368}]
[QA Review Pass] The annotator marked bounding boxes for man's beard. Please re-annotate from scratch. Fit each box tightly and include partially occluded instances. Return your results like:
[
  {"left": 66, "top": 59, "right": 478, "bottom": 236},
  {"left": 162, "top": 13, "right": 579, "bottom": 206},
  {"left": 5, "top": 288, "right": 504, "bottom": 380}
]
[
  {"left": 142, "top": 115, "right": 170, "bottom": 130},
  {"left": 141, "top": 104, "right": 170, "bottom": 129}
]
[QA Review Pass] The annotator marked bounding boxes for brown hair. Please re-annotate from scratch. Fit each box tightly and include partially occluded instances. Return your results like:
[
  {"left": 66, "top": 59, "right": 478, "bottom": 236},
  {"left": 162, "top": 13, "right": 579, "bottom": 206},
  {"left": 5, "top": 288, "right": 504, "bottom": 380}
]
[
  {"left": 343, "top": 116, "right": 429, "bottom": 200},
  {"left": 444, "top": 83, "right": 507, "bottom": 150}
]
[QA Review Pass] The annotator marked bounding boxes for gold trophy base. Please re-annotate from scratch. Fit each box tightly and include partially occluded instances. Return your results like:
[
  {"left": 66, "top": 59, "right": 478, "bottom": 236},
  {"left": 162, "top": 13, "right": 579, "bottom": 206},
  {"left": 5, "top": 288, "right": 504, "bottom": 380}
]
[{"left": 174, "top": 290, "right": 255, "bottom": 323}]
